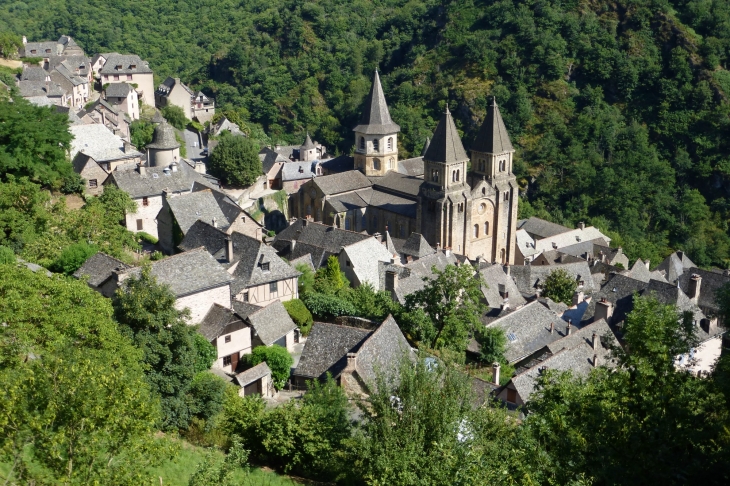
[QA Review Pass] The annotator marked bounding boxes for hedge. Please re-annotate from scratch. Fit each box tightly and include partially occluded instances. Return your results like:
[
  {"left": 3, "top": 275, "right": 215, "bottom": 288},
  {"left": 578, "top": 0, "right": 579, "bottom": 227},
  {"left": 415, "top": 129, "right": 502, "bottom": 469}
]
[{"left": 283, "top": 298, "right": 313, "bottom": 335}]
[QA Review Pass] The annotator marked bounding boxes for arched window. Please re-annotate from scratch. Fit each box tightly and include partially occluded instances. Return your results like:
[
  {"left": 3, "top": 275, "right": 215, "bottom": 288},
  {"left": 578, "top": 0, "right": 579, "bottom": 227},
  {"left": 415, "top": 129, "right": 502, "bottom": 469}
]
[
  {"left": 359, "top": 137, "right": 365, "bottom": 150},
  {"left": 500, "top": 248, "right": 506, "bottom": 264},
  {"left": 473, "top": 224, "right": 479, "bottom": 238},
  {"left": 433, "top": 170, "right": 439, "bottom": 183},
  {"left": 387, "top": 137, "right": 393, "bottom": 151},
  {"left": 482, "top": 187, "right": 486, "bottom": 196},
  {"left": 504, "top": 191, "right": 509, "bottom": 201},
  {"left": 373, "top": 139, "right": 379, "bottom": 152},
  {"left": 456, "top": 169, "right": 460, "bottom": 181},
  {"left": 306, "top": 205, "right": 312, "bottom": 216},
  {"left": 452, "top": 171, "right": 456, "bottom": 182},
  {"left": 484, "top": 221, "right": 489, "bottom": 235},
  {"left": 373, "top": 158, "right": 381, "bottom": 170},
  {"left": 388, "top": 158, "right": 394, "bottom": 169}
]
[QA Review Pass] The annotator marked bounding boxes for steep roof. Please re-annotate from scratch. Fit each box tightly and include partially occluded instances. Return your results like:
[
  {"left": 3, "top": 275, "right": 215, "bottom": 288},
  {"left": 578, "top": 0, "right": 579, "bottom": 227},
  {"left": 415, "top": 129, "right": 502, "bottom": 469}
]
[
  {"left": 510, "top": 261, "right": 596, "bottom": 298},
  {"left": 400, "top": 233, "right": 435, "bottom": 258},
  {"left": 656, "top": 251, "right": 696, "bottom": 283},
  {"left": 166, "top": 189, "right": 241, "bottom": 236},
  {"left": 517, "top": 217, "right": 572, "bottom": 240},
  {"left": 397, "top": 156, "right": 424, "bottom": 177},
  {"left": 147, "top": 120, "right": 180, "bottom": 149},
  {"left": 353, "top": 315, "right": 413, "bottom": 386},
  {"left": 320, "top": 155, "right": 354, "bottom": 174},
  {"left": 389, "top": 251, "right": 459, "bottom": 304},
  {"left": 73, "top": 252, "right": 130, "bottom": 287},
  {"left": 369, "top": 170, "right": 423, "bottom": 197},
  {"left": 105, "top": 82, "right": 134, "bottom": 98},
  {"left": 313, "top": 170, "right": 371, "bottom": 195},
  {"left": 108, "top": 159, "right": 215, "bottom": 199},
  {"left": 341, "top": 238, "right": 394, "bottom": 288},
  {"left": 273, "top": 219, "right": 371, "bottom": 263},
  {"left": 471, "top": 97, "right": 514, "bottom": 154},
  {"left": 480, "top": 264, "right": 527, "bottom": 309},
  {"left": 226, "top": 232, "right": 300, "bottom": 296},
  {"left": 293, "top": 323, "right": 372, "bottom": 379},
  {"left": 301, "top": 132, "right": 316, "bottom": 150},
  {"left": 99, "top": 54, "right": 153, "bottom": 75},
  {"left": 353, "top": 70, "right": 400, "bottom": 135},
  {"left": 678, "top": 267, "right": 730, "bottom": 315},
  {"left": 423, "top": 105, "right": 468, "bottom": 164},
  {"left": 234, "top": 362, "right": 272, "bottom": 386},
  {"left": 247, "top": 300, "right": 297, "bottom": 346},
  {"left": 198, "top": 303, "right": 248, "bottom": 341},
  {"left": 69, "top": 124, "right": 142, "bottom": 162},
  {"left": 421, "top": 137, "right": 430, "bottom": 156},
  {"left": 281, "top": 161, "right": 319, "bottom": 181}
]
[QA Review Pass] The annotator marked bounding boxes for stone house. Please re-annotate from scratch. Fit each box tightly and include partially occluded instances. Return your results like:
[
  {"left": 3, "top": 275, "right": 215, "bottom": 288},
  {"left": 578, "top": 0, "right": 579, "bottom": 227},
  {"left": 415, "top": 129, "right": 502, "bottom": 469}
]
[
  {"left": 99, "top": 54, "right": 154, "bottom": 104},
  {"left": 338, "top": 237, "right": 395, "bottom": 288},
  {"left": 105, "top": 82, "right": 139, "bottom": 120},
  {"left": 281, "top": 161, "right": 322, "bottom": 194},
  {"left": 258, "top": 147, "right": 288, "bottom": 190},
  {"left": 73, "top": 252, "right": 131, "bottom": 297},
  {"left": 235, "top": 299, "right": 298, "bottom": 351},
  {"left": 117, "top": 247, "right": 234, "bottom": 324},
  {"left": 199, "top": 303, "right": 252, "bottom": 373},
  {"left": 381, "top": 250, "right": 460, "bottom": 304},
  {"left": 146, "top": 120, "right": 181, "bottom": 168},
  {"left": 291, "top": 315, "right": 412, "bottom": 394},
  {"left": 155, "top": 77, "right": 215, "bottom": 123},
  {"left": 209, "top": 117, "right": 244, "bottom": 137},
  {"left": 20, "top": 35, "right": 84, "bottom": 59},
  {"left": 509, "top": 261, "right": 597, "bottom": 301},
  {"left": 515, "top": 220, "right": 612, "bottom": 265},
  {"left": 381, "top": 231, "right": 435, "bottom": 264},
  {"left": 79, "top": 98, "right": 131, "bottom": 141},
  {"left": 234, "top": 362, "right": 275, "bottom": 398},
  {"left": 48, "top": 58, "right": 90, "bottom": 108}
]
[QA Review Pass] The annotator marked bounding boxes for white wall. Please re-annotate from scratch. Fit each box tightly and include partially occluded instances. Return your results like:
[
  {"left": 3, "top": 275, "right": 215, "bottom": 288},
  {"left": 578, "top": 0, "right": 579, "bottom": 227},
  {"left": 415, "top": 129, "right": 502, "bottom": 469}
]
[
  {"left": 176, "top": 285, "right": 231, "bottom": 325},
  {"left": 212, "top": 327, "right": 252, "bottom": 373},
  {"left": 234, "top": 277, "right": 298, "bottom": 306},
  {"left": 125, "top": 195, "right": 163, "bottom": 239}
]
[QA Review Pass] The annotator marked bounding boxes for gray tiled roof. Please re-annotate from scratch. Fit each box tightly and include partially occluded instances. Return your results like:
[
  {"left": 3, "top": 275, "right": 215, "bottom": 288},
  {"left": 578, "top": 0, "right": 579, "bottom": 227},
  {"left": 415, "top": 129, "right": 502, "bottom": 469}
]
[
  {"left": 581, "top": 273, "right": 649, "bottom": 325},
  {"left": 341, "top": 238, "right": 394, "bottom": 288},
  {"left": 545, "top": 318, "right": 615, "bottom": 355},
  {"left": 105, "top": 82, "right": 134, "bottom": 98},
  {"left": 353, "top": 315, "right": 413, "bottom": 386},
  {"left": 247, "top": 300, "right": 297, "bottom": 346},
  {"left": 179, "top": 220, "right": 229, "bottom": 254},
  {"left": 517, "top": 217, "right": 572, "bottom": 240},
  {"left": 273, "top": 219, "right": 371, "bottom": 266},
  {"left": 227, "top": 232, "right": 300, "bottom": 296},
  {"left": 471, "top": 97, "right": 514, "bottom": 154},
  {"left": 293, "top": 322, "right": 372, "bottom": 379},
  {"left": 18, "top": 80, "right": 65, "bottom": 98},
  {"left": 353, "top": 70, "right": 400, "bottom": 135},
  {"left": 678, "top": 267, "right": 730, "bottom": 315},
  {"left": 400, "top": 233, "right": 435, "bottom": 258},
  {"left": 281, "top": 161, "right": 319, "bottom": 181},
  {"left": 397, "top": 156, "right": 424, "bottom": 177},
  {"left": 73, "top": 252, "right": 130, "bottom": 287},
  {"left": 166, "top": 189, "right": 240, "bottom": 235},
  {"left": 21, "top": 41, "right": 59, "bottom": 57},
  {"left": 99, "top": 54, "right": 153, "bottom": 75},
  {"left": 301, "top": 133, "right": 315, "bottom": 150},
  {"left": 232, "top": 301, "right": 263, "bottom": 319},
  {"left": 325, "top": 191, "right": 369, "bottom": 213},
  {"left": 510, "top": 261, "right": 596, "bottom": 298},
  {"left": 288, "top": 253, "right": 315, "bottom": 272},
  {"left": 421, "top": 137, "right": 431, "bottom": 156},
  {"left": 69, "top": 124, "right": 142, "bottom": 163},
  {"left": 313, "top": 170, "right": 371, "bottom": 195},
  {"left": 480, "top": 264, "right": 527, "bottom": 309},
  {"left": 108, "top": 158, "right": 214, "bottom": 199},
  {"left": 21, "top": 66, "right": 48, "bottom": 81},
  {"left": 147, "top": 120, "right": 180, "bottom": 149},
  {"left": 259, "top": 147, "right": 287, "bottom": 173},
  {"left": 390, "top": 251, "right": 459, "bottom": 303},
  {"left": 657, "top": 251, "right": 697, "bottom": 283},
  {"left": 123, "top": 247, "right": 233, "bottom": 298},
  {"left": 368, "top": 189, "right": 417, "bottom": 218},
  {"left": 234, "top": 362, "right": 272, "bottom": 386},
  {"left": 198, "top": 303, "right": 248, "bottom": 341},
  {"left": 423, "top": 106, "right": 468, "bottom": 164},
  {"left": 320, "top": 155, "right": 354, "bottom": 174},
  {"left": 369, "top": 171, "right": 423, "bottom": 197},
  {"left": 486, "top": 301, "right": 566, "bottom": 363}
]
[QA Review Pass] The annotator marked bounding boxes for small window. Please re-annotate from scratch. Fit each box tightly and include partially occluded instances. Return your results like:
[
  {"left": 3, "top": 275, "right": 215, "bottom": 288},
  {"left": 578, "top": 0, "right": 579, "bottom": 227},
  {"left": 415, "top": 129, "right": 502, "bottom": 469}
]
[
  {"left": 482, "top": 187, "right": 486, "bottom": 196},
  {"left": 504, "top": 192, "right": 509, "bottom": 201},
  {"left": 473, "top": 224, "right": 479, "bottom": 238},
  {"left": 456, "top": 169, "right": 460, "bottom": 181},
  {"left": 269, "top": 281, "right": 278, "bottom": 292},
  {"left": 88, "top": 179, "right": 98, "bottom": 188},
  {"left": 261, "top": 262, "right": 270, "bottom": 272},
  {"left": 484, "top": 222, "right": 489, "bottom": 235},
  {"left": 387, "top": 137, "right": 393, "bottom": 151},
  {"left": 130, "top": 64, "right": 136, "bottom": 69},
  {"left": 113, "top": 75, "right": 120, "bottom": 81},
  {"left": 127, "top": 74, "right": 132, "bottom": 80},
  {"left": 30, "top": 49, "right": 37, "bottom": 54},
  {"left": 115, "top": 64, "right": 122, "bottom": 70},
  {"left": 224, "top": 335, "right": 231, "bottom": 343},
  {"left": 45, "top": 49, "right": 51, "bottom": 53},
  {"left": 243, "top": 291, "right": 249, "bottom": 302},
  {"left": 104, "top": 75, "right": 108, "bottom": 81},
  {"left": 359, "top": 137, "right": 365, "bottom": 150},
  {"left": 223, "top": 355, "right": 232, "bottom": 367},
  {"left": 142, "top": 197, "right": 149, "bottom": 206},
  {"left": 345, "top": 260, "right": 350, "bottom": 267},
  {"left": 136, "top": 219, "right": 143, "bottom": 230},
  {"left": 373, "top": 139, "right": 379, "bottom": 152}
]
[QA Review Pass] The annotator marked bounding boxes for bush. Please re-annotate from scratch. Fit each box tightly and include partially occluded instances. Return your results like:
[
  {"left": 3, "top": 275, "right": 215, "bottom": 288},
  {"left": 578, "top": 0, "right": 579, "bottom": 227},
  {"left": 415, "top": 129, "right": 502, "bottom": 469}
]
[
  {"left": 193, "top": 332, "right": 218, "bottom": 372},
  {"left": 0, "top": 245, "right": 15, "bottom": 264},
  {"left": 542, "top": 268, "right": 578, "bottom": 305},
  {"left": 283, "top": 299, "right": 313, "bottom": 335},
  {"left": 137, "top": 231, "right": 159, "bottom": 244},
  {"left": 187, "top": 372, "right": 229, "bottom": 422},
  {"left": 161, "top": 104, "right": 189, "bottom": 130},
  {"left": 302, "top": 292, "right": 357, "bottom": 321},
  {"left": 249, "top": 345, "right": 293, "bottom": 389},
  {"left": 50, "top": 242, "right": 98, "bottom": 275},
  {"left": 150, "top": 250, "right": 164, "bottom": 261},
  {"left": 207, "top": 133, "right": 262, "bottom": 187}
]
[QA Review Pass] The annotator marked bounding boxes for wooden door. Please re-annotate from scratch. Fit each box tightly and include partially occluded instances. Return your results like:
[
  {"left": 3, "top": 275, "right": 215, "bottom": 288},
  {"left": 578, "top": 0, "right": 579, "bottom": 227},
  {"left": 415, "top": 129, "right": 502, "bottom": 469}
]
[{"left": 230, "top": 353, "right": 239, "bottom": 373}]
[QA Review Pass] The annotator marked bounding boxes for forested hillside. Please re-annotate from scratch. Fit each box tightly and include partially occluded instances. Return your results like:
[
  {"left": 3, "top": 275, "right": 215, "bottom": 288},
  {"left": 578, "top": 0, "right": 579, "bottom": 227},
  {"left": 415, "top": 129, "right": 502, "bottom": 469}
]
[{"left": 4, "top": 0, "right": 730, "bottom": 266}]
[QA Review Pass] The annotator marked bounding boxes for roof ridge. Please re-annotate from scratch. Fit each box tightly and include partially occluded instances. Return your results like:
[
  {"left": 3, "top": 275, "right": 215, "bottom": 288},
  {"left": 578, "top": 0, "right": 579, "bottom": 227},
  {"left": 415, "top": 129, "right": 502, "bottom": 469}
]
[{"left": 313, "top": 321, "right": 375, "bottom": 333}]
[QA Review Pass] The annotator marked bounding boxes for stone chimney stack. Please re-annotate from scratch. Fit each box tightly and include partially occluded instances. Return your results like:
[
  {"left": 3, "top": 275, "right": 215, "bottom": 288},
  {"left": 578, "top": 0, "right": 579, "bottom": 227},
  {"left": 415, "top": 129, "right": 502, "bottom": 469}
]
[
  {"left": 566, "top": 320, "right": 572, "bottom": 336},
  {"left": 492, "top": 362, "right": 501, "bottom": 386},
  {"left": 345, "top": 352, "right": 357, "bottom": 373},
  {"left": 594, "top": 298, "right": 614, "bottom": 324},
  {"left": 593, "top": 353, "right": 598, "bottom": 367},
  {"left": 212, "top": 217, "right": 218, "bottom": 229},
  {"left": 138, "top": 163, "right": 146, "bottom": 176},
  {"left": 572, "top": 289, "right": 584, "bottom": 306},
  {"left": 592, "top": 332, "right": 598, "bottom": 350},
  {"left": 225, "top": 236, "right": 233, "bottom": 263},
  {"left": 550, "top": 322, "right": 554, "bottom": 334},
  {"left": 689, "top": 274, "right": 702, "bottom": 301},
  {"left": 302, "top": 218, "right": 308, "bottom": 227},
  {"left": 22, "top": 36, "right": 27, "bottom": 45},
  {"left": 503, "top": 263, "right": 510, "bottom": 276},
  {"left": 385, "top": 270, "right": 399, "bottom": 293},
  {"left": 123, "top": 140, "right": 134, "bottom": 153},
  {"left": 578, "top": 221, "right": 585, "bottom": 230}
]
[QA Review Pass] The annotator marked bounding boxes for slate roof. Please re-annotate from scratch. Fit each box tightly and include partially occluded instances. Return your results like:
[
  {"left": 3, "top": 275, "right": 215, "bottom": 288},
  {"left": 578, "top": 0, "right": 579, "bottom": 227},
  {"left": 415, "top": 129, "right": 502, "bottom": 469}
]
[
  {"left": 471, "top": 97, "right": 514, "bottom": 154},
  {"left": 368, "top": 189, "right": 418, "bottom": 218},
  {"left": 545, "top": 318, "right": 615, "bottom": 355},
  {"left": 281, "top": 161, "right": 319, "bottom": 181},
  {"left": 73, "top": 252, "right": 130, "bottom": 287},
  {"left": 369, "top": 170, "right": 423, "bottom": 197},
  {"left": 106, "top": 82, "right": 134, "bottom": 98},
  {"left": 247, "top": 300, "right": 297, "bottom": 346},
  {"left": 166, "top": 189, "right": 241, "bottom": 235},
  {"left": 122, "top": 248, "right": 233, "bottom": 298},
  {"left": 353, "top": 315, "right": 413, "bottom": 386},
  {"left": 480, "top": 264, "right": 527, "bottom": 309},
  {"left": 21, "top": 41, "right": 59, "bottom": 57},
  {"left": 400, "top": 233, "right": 435, "bottom": 258},
  {"left": 325, "top": 191, "right": 370, "bottom": 213},
  {"left": 341, "top": 238, "right": 394, "bottom": 288},
  {"left": 301, "top": 133, "right": 315, "bottom": 150},
  {"left": 389, "top": 251, "right": 459, "bottom": 304},
  {"left": 273, "top": 144, "right": 299, "bottom": 159},
  {"left": 99, "top": 54, "right": 153, "bottom": 75},
  {"left": 626, "top": 259, "right": 653, "bottom": 283},
  {"left": 657, "top": 251, "right": 696, "bottom": 283},
  {"left": 288, "top": 253, "right": 315, "bottom": 272},
  {"left": 486, "top": 302, "right": 566, "bottom": 363},
  {"left": 198, "top": 303, "right": 248, "bottom": 341},
  {"left": 18, "top": 80, "right": 65, "bottom": 98},
  {"left": 423, "top": 105, "right": 468, "bottom": 164},
  {"left": 108, "top": 158, "right": 214, "bottom": 199},
  {"left": 293, "top": 323, "right": 372, "bottom": 379},
  {"left": 273, "top": 219, "right": 371, "bottom": 267},
  {"left": 313, "top": 170, "right": 371, "bottom": 195},
  {"left": 397, "top": 156, "right": 424, "bottom": 177},
  {"left": 231, "top": 301, "right": 263, "bottom": 319},
  {"left": 421, "top": 137, "right": 430, "bottom": 156},
  {"left": 353, "top": 70, "right": 400, "bottom": 135},
  {"left": 530, "top": 227, "right": 612, "bottom": 259},
  {"left": 555, "top": 239, "right": 610, "bottom": 261},
  {"left": 581, "top": 273, "right": 649, "bottom": 325},
  {"left": 147, "top": 120, "right": 180, "bottom": 149},
  {"left": 320, "top": 155, "right": 354, "bottom": 174},
  {"left": 517, "top": 217, "right": 572, "bottom": 240},
  {"left": 678, "top": 267, "right": 730, "bottom": 315},
  {"left": 69, "top": 124, "right": 142, "bottom": 162},
  {"left": 234, "top": 362, "right": 272, "bottom": 386},
  {"left": 225, "top": 232, "right": 300, "bottom": 296},
  {"left": 510, "top": 261, "right": 596, "bottom": 299},
  {"left": 259, "top": 147, "right": 287, "bottom": 174},
  {"left": 21, "top": 66, "right": 48, "bottom": 81}
]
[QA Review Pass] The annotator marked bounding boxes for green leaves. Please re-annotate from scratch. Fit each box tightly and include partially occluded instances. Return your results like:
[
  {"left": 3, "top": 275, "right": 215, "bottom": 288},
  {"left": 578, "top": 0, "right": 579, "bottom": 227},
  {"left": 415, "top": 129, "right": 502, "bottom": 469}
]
[
  {"left": 207, "top": 134, "right": 262, "bottom": 187},
  {"left": 542, "top": 268, "right": 578, "bottom": 306},
  {"left": 249, "top": 345, "right": 293, "bottom": 390}
]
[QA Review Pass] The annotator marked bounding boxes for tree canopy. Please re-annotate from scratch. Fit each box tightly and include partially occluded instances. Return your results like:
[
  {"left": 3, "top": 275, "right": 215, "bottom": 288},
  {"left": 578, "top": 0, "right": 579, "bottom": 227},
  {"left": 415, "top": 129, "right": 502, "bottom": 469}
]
[{"left": 207, "top": 134, "right": 261, "bottom": 187}]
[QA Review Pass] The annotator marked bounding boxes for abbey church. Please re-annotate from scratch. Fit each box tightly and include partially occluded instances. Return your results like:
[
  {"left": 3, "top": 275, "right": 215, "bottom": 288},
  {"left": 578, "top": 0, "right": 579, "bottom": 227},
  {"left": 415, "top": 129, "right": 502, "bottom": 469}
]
[{"left": 295, "top": 71, "right": 518, "bottom": 264}]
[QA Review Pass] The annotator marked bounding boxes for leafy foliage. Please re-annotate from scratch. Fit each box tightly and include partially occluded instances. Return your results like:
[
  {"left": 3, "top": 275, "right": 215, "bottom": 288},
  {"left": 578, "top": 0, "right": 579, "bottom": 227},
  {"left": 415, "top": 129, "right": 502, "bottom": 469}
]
[
  {"left": 187, "top": 372, "right": 229, "bottom": 423},
  {"left": 249, "top": 345, "right": 293, "bottom": 389},
  {"left": 542, "top": 268, "right": 578, "bottom": 305},
  {"left": 49, "top": 241, "right": 97, "bottom": 275},
  {"left": 282, "top": 298, "right": 313, "bottom": 335},
  {"left": 207, "top": 133, "right": 261, "bottom": 187},
  {"left": 192, "top": 332, "right": 218, "bottom": 374},
  {"left": 130, "top": 119, "right": 155, "bottom": 149},
  {"left": 162, "top": 104, "right": 188, "bottom": 130},
  {"left": 474, "top": 326, "right": 507, "bottom": 365}
]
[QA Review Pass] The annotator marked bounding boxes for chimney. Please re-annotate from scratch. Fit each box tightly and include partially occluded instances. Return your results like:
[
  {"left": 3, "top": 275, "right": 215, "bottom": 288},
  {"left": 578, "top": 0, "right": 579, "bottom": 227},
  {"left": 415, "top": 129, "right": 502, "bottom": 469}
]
[
  {"left": 170, "top": 161, "right": 178, "bottom": 172},
  {"left": 701, "top": 318, "right": 717, "bottom": 335},
  {"left": 290, "top": 239, "right": 296, "bottom": 253},
  {"left": 566, "top": 320, "right": 572, "bottom": 336},
  {"left": 645, "top": 259, "right": 650, "bottom": 270},
  {"left": 593, "top": 354, "right": 598, "bottom": 367},
  {"left": 492, "top": 362, "right": 501, "bottom": 386},
  {"left": 592, "top": 332, "right": 598, "bottom": 350},
  {"left": 572, "top": 289, "right": 584, "bottom": 306},
  {"left": 550, "top": 322, "right": 554, "bottom": 334},
  {"left": 445, "top": 249, "right": 451, "bottom": 257},
  {"left": 503, "top": 263, "right": 510, "bottom": 276},
  {"left": 123, "top": 140, "right": 134, "bottom": 153},
  {"left": 212, "top": 217, "right": 218, "bottom": 228},
  {"left": 345, "top": 352, "right": 357, "bottom": 373},
  {"left": 500, "top": 298, "right": 510, "bottom": 312},
  {"left": 594, "top": 298, "right": 614, "bottom": 324},
  {"left": 225, "top": 236, "right": 233, "bottom": 263},
  {"left": 689, "top": 274, "right": 702, "bottom": 301},
  {"left": 302, "top": 218, "right": 308, "bottom": 227},
  {"left": 373, "top": 232, "right": 382, "bottom": 242},
  {"left": 578, "top": 221, "right": 585, "bottom": 230},
  {"left": 138, "top": 163, "right": 146, "bottom": 176},
  {"left": 22, "top": 36, "right": 27, "bottom": 45},
  {"left": 385, "top": 270, "right": 399, "bottom": 293}
]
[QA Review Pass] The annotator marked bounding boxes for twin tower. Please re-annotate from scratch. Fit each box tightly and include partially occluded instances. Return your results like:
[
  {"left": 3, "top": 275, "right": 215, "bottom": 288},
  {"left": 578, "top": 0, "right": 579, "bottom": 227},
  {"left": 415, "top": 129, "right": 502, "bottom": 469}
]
[{"left": 353, "top": 71, "right": 517, "bottom": 264}]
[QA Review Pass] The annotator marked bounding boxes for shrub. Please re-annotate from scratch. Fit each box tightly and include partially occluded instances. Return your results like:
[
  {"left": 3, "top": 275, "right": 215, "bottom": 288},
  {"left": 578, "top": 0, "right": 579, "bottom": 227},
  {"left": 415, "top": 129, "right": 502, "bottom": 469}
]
[
  {"left": 249, "top": 345, "right": 293, "bottom": 389},
  {"left": 542, "top": 268, "right": 578, "bottom": 305},
  {"left": 137, "top": 231, "right": 159, "bottom": 245},
  {"left": 302, "top": 292, "right": 357, "bottom": 321},
  {"left": 192, "top": 332, "right": 218, "bottom": 373},
  {"left": 161, "top": 104, "right": 189, "bottom": 130},
  {"left": 207, "top": 133, "right": 262, "bottom": 186},
  {"left": 150, "top": 250, "right": 164, "bottom": 261},
  {"left": 283, "top": 299, "right": 313, "bottom": 335},
  {"left": 0, "top": 245, "right": 15, "bottom": 264},
  {"left": 50, "top": 242, "right": 98, "bottom": 275},
  {"left": 186, "top": 372, "right": 229, "bottom": 422}
]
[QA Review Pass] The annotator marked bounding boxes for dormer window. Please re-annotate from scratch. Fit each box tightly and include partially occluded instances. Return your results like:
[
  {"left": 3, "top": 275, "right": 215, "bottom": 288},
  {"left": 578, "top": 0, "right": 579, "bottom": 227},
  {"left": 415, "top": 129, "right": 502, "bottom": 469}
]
[
  {"left": 45, "top": 49, "right": 51, "bottom": 53},
  {"left": 130, "top": 64, "right": 136, "bottom": 69},
  {"left": 261, "top": 262, "right": 270, "bottom": 272},
  {"left": 298, "top": 166, "right": 304, "bottom": 173},
  {"left": 373, "top": 139, "right": 379, "bottom": 152}
]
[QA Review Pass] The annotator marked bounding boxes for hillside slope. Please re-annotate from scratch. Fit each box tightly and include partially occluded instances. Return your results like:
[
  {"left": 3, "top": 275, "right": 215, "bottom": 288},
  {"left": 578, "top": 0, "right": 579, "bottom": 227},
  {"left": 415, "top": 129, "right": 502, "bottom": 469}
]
[{"left": 3, "top": 0, "right": 730, "bottom": 266}]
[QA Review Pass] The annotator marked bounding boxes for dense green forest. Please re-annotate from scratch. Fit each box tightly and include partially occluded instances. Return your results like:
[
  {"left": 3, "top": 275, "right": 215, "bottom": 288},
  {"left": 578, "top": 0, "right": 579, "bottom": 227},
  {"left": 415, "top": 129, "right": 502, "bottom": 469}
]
[{"left": 4, "top": 0, "right": 730, "bottom": 266}]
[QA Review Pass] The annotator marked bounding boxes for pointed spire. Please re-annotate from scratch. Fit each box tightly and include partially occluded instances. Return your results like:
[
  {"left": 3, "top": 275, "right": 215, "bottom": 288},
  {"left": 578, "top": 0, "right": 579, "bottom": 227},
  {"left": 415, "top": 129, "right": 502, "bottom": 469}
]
[
  {"left": 472, "top": 97, "right": 514, "bottom": 154},
  {"left": 384, "top": 230, "right": 398, "bottom": 256},
  {"left": 353, "top": 70, "right": 400, "bottom": 135},
  {"left": 423, "top": 103, "right": 468, "bottom": 164},
  {"left": 421, "top": 137, "right": 431, "bottom": 156},
  {"left": 301, "top": 131, "right": 315, "bottom": 150}
]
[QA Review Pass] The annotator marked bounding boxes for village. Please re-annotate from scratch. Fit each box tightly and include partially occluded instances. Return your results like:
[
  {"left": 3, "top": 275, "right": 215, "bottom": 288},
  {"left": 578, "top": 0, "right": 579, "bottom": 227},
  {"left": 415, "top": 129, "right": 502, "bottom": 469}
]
[{"left": 1, "top": 34, "right": 723, "bottom": 410}]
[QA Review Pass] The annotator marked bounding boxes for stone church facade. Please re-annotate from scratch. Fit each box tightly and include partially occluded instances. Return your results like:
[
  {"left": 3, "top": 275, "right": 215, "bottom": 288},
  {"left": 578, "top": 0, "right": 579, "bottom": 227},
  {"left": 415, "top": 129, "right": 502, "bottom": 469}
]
[{"left": 295, "top": 71, "right": 518, "bottom": 264}]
